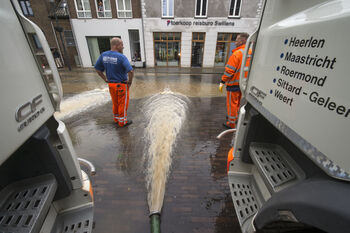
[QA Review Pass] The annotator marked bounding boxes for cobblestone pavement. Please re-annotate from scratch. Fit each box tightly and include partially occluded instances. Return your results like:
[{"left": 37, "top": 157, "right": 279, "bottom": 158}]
[{"left": 58, "top": 70, "right": 241, "bottom": 233}]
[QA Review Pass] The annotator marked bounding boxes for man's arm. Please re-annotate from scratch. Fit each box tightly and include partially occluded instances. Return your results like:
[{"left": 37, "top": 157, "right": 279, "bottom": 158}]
[
  {"left": 127, "top": 70, "right": 134, "bottom": 86},
  {"left": 96, "top": 69, "right": 108, "bottom": 83},
  {"left": 221, "top": 53, "right": 240, "bottom": 83}
]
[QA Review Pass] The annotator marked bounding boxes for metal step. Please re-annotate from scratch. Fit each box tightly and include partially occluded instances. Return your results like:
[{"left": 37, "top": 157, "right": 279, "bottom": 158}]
[
  {"left": 231, "top": 174, "right": 260, "bottom": 225},
  {"left": 228, "top": 156, "right": 265, "bottom": 233},
  {"left": 249, "top": 143, "right": 305, "bottom": 192},
  {"left": 51, "top": 205, "right": 93, "bottom": 233},
  {"left": 0, "top": 174, "right": 57, "bottom": 233}
]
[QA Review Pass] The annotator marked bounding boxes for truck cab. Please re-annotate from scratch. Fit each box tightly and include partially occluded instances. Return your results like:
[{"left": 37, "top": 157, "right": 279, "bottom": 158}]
[
  {"left": 0, "top": 1, "right": 94, "bottom": 232},
  {"left": 227, "top": 0, "right": 350, "bottom": 232}
]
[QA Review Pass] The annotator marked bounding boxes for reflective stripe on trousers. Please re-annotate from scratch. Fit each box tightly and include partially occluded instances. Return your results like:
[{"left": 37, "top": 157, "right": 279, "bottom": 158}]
[
  {"left": 108, "top": 83, "right": 130, "bottom": 126},
  {"left": 226, "top": 90, "right": 241, "bottom": 128}
]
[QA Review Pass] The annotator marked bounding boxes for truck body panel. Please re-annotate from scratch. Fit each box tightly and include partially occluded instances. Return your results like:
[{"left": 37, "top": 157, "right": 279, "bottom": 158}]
[
  {"left": 228, "top": 0, "right": 350, "bottom": 232},
  {"left": 0, "top": 1, "right": 94, "bottom": 232},
  {"left": 0, "top": 0, "right": 55, "bottom": 163},
  {"left": 246, "top": 0, "right": 350, "bottom": 179}
]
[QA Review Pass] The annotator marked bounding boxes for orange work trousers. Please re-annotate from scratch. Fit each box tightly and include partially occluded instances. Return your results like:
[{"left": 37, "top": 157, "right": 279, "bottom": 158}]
[
  {"left": 226, "top": 90, "right": 241, "bottom": 128},
  {"left": 108, "top": 83, "right": 130, "bottom": 126}
]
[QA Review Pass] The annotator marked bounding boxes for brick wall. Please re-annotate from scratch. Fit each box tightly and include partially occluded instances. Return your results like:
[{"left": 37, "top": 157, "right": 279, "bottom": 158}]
[{"left": 27, "top": 0, "right": 79, "bottom": 67}]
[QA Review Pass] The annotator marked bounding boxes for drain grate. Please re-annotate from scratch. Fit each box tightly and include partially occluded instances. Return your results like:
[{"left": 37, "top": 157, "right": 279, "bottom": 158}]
[
  {"left": 250, "top": 144, "right": 296, "bottom": 188},
  {"left": 0, "top": 175, "right": 57, "bottom": 233},
  {"left": 230, "top": 176, "right": 259, "bottom": 226}
]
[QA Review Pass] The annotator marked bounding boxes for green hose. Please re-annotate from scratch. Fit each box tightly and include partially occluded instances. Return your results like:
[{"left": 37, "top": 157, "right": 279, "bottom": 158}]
[{"left": 150, "top": 213, "right": 161, "bottom": 233}]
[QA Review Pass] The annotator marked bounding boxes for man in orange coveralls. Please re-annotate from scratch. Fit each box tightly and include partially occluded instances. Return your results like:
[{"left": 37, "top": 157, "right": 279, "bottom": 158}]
[
  {"left": 220, "top": 33, "right": 251, "bottom": 129},
  {"left": 95, "top": 37, "right": 134, "bottom": 127}
]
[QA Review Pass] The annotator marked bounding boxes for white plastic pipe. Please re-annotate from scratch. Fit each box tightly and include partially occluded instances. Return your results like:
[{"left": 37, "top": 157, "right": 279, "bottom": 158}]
[
  {"left": 216, "top": 129, "right": 236, "bottom": 139},
  {"left": 78, "top": 158, "right": 96, "bottom": 176}
]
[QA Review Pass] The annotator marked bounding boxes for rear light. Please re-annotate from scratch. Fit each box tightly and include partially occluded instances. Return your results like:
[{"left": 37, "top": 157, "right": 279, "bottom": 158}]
[{"left": 227, "top": 147, "right": 234, "bottom": 173}]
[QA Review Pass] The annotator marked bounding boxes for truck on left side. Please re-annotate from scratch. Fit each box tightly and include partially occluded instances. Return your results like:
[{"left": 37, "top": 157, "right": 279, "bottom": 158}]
[{"left": 0, "top": 1, "right": 94, "bottom": 232}]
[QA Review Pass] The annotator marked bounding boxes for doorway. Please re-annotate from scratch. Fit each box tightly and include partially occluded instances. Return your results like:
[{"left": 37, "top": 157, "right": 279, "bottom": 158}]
[
  {"left": 191, "top": 32, "right": 205, "bottom": 67},
  {"left": 86, "top": 36, "right": 120, "bottom": 65}
]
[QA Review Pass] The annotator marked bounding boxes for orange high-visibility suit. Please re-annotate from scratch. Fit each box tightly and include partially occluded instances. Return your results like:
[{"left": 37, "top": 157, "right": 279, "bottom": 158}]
[
  {"left": 221, "top": 44, "right": 252, "bottom": 128},
  {"left": 108, "top": 83, "right": 130, "bottom": 126}
]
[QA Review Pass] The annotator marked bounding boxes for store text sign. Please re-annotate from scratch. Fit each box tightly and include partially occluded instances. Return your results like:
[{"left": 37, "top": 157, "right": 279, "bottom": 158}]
[{"left": 166, "top": 20, "right": 234, "bottom": 27}]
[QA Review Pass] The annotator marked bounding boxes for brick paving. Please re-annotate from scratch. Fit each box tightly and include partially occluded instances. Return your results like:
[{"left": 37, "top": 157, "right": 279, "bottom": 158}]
[{"left": 60, "top": 71, "right": 241, "bottom": 233}]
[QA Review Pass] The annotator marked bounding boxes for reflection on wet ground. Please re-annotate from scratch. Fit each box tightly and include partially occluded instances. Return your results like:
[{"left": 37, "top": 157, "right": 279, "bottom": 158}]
[
  {"left": 60, "top": 70, "right": 224, "bottom": 99},
  {"left": 59, "top": 70, "right": 241, "bottom": 233}
]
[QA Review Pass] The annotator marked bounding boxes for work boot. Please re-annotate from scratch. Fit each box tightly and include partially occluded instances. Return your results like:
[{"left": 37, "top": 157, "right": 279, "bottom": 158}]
[
  {"left": 124, "top": 120, "right": 133, "bottom": 127},
  {"left": 223, "top": 122, "right": 235, "bottom": 129}
]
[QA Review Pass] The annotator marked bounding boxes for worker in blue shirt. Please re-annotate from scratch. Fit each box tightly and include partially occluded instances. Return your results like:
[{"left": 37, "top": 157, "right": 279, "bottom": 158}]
[{"left": 95, "top": 37, "right": 134, "bottom": 127}]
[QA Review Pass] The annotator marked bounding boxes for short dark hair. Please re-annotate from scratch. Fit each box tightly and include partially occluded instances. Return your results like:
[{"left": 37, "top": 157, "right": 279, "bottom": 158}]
[{"left": 238, "top": 33, "right": 249, "bottom": 40}]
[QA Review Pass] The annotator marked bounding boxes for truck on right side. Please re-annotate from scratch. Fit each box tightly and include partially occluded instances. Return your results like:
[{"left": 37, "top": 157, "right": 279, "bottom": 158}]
[{"left": 227, "top": 0, "right": 350, "bottom": 232}]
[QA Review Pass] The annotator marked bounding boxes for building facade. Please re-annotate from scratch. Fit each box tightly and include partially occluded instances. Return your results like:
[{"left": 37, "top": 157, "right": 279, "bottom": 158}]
[
  {"left": 67, "top": 0, "right": 145, "bottom": 67},
  {"left": 142, "top": 0, "right": 261, "bottom": 67},
  {"left": 17, "top": 0, "right": 79, "bottom": 68}
]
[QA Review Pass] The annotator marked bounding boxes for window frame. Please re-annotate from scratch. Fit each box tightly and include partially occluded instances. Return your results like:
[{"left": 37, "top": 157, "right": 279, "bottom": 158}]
[
  {"left": 161, "top": 0, "right": 174, "bottom": 18},
  {"left": 194, "top": 0, "right": 208, "bottom": 18},
  {"left": 95, "top": 0, "right": 112, "bottom": 18},
  {"left": 116, "top": 0, "right": 133, "bottom": 19},
  {"left": 228, "top": 0, "right": 242, "bottom": 18},
  {"left": 18, "top": 0, "right": 34, "bottom": 16},
  {"left": 74, "top": 0, "right": 92, "bottom": 19},
  {"left": 153, "top": 32, "right": 181, "bottom": 67}
]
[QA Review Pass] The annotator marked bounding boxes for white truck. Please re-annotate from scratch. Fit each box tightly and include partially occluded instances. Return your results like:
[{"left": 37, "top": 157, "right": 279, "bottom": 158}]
[
  {"left": 227, "top": 0, "right": 350, "bottom": 232},
  {"left": 0, "top": 1, "right": 94, "bottom": 232}
]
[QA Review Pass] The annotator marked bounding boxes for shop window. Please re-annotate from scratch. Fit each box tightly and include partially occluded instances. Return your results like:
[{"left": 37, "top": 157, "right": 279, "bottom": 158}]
[
  {"left": 96, "top": 0, "right": 112, "bottom": 18},
  {"left": 162, "top": 0, "right": 174, "bottom": 18},
  {"left": 154, "top": 32, "right": 181, "bottom": 66},
  {"left": 214, "top": 33, "right": 239, "bottom": 66},
  {"left": 229, "top": 0, "right": 241, "bottom": 17},
  {"left": 64, "top": 31, "right": 76, "bottom": 47},
  {"left": 87, "top": 36, "right": 120, "bottom": 65},
  {"left": 129, "top": 30, "right": 141, "bottom": 62},
  {"left": 18, "top": 0, "right": 34, "bottom": 16},
  {"left": 74, "top": 0, "right": 92, "bottom": 18},
  {"left": 116, "top": 0, "right": 132, "bottom": 18},
  {"left": 195, "top": 0, "right": 207, "bottom": 18}
]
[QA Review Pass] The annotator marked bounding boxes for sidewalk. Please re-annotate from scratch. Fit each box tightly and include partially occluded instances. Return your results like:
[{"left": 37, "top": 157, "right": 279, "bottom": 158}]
[{"left": 58, "top": 66, "right": 224, "bottom": 75}]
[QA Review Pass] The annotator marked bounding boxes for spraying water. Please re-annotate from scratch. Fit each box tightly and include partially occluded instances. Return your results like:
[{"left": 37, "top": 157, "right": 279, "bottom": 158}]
[
  {"left": 143, "top": 89, "right": 189, "bottom": 214},
  {"left": 55, "top": 88, "right": 110, "bottom": 120}
]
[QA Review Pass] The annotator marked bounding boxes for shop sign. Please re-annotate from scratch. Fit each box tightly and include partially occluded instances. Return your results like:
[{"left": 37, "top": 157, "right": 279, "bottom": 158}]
[{"left": 166, "top": 20, "right": 234, "bottom": 27}]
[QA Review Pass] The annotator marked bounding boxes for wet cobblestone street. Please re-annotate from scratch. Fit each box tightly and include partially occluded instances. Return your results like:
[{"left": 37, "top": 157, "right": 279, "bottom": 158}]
[{"left": 58, "top": 69, "right": 241, "bottom": 233}]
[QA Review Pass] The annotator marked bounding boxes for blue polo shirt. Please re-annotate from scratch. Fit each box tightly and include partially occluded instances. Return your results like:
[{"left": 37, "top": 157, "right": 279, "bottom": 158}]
[{"left": 94, "top": 51, "right": 133, "bottom": 83}]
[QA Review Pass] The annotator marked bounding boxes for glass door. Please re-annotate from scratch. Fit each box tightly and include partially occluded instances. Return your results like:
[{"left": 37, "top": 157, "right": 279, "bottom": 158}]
[
  {"left": 167, "top": 42, "right": 180, "bottom": 66},
  {"left": 191, "top": 32, "right": 205, "bottom": 67},
  {"left": 155, "top": 42, "right": 167, "bottom": 66}
]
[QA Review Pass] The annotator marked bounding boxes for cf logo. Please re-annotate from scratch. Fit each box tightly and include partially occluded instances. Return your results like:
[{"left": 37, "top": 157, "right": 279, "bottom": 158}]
[
  {"left": 15, "top": 94, "right": 43, "bottom": 122},
  {"left": 250, "top": 86, "right": 266, "bottom": 100}
]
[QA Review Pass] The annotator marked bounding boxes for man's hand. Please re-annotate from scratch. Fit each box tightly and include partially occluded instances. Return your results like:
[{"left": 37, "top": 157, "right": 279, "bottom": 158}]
[
  {"left": 219, "top": 83, "right": 224, "bottom": 92},
  {"left": 96, "top": 69, "right": 108, "bottom": 83},
  {"left": 127, "top": 70, "right": 134, "bottom": 87}
]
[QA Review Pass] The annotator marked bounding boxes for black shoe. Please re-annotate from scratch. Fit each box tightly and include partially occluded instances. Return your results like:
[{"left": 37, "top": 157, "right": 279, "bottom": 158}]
[
  {"left": 124, "top": 120, "right": 133, "bottom": 127},
  {"left": 223, "top": 123, "right": 233, "bottom": 129}
]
